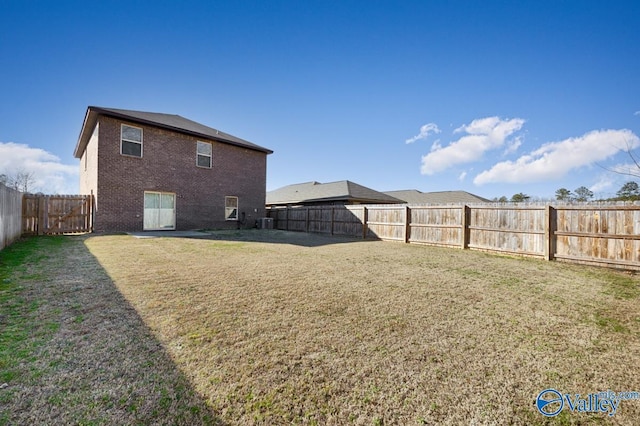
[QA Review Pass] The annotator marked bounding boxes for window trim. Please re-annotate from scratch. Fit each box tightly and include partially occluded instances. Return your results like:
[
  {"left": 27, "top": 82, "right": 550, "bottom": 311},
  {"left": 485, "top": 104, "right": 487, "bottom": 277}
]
[
  {"left": 196, "top": 141, "right": 212, "bottom": 168},
  {"left": 120, "top": 124, "right": 143, "bottom": 158},
  {"left": 225, "top": 196, "right": 238, "bottom": 221}
]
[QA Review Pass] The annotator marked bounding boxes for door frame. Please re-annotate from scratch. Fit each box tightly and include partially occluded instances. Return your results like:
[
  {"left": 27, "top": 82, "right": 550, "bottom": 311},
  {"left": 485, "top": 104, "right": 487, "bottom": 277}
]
[{"left": 143, "top": 191, "right": 176, "bottom": 231}]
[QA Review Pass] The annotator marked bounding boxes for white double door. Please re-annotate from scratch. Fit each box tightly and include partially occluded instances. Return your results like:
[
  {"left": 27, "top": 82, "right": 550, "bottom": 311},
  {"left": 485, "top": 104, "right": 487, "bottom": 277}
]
[{"left": 143, "top": 191, "right": 176, "bottom": 230}]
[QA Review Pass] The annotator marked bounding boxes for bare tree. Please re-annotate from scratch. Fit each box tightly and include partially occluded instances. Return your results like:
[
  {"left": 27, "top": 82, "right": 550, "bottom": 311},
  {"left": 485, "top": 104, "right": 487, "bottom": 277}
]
[
  {"left": 0, "top": 170, "right": 37, "bottom": 192},
  {"left": 599, "top": 139, "right": 640, "bottom": 179}
]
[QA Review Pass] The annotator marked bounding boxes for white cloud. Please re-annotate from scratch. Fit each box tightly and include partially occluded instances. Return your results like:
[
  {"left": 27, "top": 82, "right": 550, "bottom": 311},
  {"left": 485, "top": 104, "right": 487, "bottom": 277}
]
[
  {"left": 0, "top": 142, "right": 78, "bottom": 194},
  {"left": 420, "top": 116, "right": 525, "bottom": 175},
  {"left": 634, "top": 111, "right": 640, "bottom": 116},
  {"left": 406, "top": 123, "right": 441, "bottom": 144},
  {"left": 503, "top": 135, "right": 522, "bottom": 155},
  {"left": 473, "top": 129, "right": 640, "bottom": 185},
  {"left": 590, "top": 174, "right": 616, "bottom": 193},
  {"left": 458, "top": 171, "right": 467, "bottom": 181}
]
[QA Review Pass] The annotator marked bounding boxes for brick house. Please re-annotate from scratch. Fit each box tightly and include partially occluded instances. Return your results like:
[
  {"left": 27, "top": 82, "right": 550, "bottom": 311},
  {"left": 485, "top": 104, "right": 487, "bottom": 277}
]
[{"left": 73, "top": 106, "right": 272, "bottom": 232}]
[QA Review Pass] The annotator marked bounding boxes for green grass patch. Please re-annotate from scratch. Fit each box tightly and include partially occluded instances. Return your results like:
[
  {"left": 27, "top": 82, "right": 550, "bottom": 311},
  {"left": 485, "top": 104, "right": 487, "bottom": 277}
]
[
  {"left": 207, "top": 241, "right": 247, "bottom": 250},
  {"left": 582, "top": 269, "right": 640, "bottom": 300},
  {"left": 452, "top": 267, "right": 485, "bottom": 279},
  {"left": 593, "top": 312, "right": 629, "bottom": 333},
  {"left": 603, "top": 273, "right": 640, "bottom": 300},
  {"left": 0, "top": 237, "right": 66, "bottom": 406}
]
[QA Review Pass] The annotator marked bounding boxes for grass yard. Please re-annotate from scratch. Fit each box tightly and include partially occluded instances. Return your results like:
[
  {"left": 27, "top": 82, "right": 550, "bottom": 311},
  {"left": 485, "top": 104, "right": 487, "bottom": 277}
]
[
  {"left": 2, "top": 230, "right": 640, "bottom": 424},
  {"left": 0, "top": 237, "right": 217, "bottom": 425}
]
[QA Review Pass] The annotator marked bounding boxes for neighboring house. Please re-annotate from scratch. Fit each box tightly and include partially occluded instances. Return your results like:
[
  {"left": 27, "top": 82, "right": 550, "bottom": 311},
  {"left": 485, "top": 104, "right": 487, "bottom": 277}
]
[
  {"left": 384, "top": 189, "right": 491, "bottom": 204},
  {"left": 74, "top": 106, "right": 273, "bottom": 232},
  {"left": 266, "top": 180, "right": 404, "bottom": 207}
]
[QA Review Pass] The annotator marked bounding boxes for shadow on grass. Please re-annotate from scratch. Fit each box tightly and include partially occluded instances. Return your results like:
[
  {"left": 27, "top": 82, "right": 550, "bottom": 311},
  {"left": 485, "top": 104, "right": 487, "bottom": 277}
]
[
  {"left": 0, "top": 236, "right": 223, "bottom": 425},
  {"left": 199, "top": 228, "right": 379, "bottom": 247}
]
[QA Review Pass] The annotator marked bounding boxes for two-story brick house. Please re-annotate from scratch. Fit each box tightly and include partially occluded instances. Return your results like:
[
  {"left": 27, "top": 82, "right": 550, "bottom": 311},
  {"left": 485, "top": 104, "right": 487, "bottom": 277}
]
[{"left": 73, "top": 106, "right": 273, "bottom": 232}]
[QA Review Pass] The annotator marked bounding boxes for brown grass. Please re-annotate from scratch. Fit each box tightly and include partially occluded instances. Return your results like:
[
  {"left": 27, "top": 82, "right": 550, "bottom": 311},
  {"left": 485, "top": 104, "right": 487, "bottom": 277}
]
[{"left": 3, "top": 230, "right": 640, "bottom": 424}]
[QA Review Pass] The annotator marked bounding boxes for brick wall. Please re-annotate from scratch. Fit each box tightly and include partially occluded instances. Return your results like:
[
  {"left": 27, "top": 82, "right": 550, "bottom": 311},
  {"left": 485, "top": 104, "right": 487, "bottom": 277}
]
[{"left": 88, "top": 116, "right": 268, "bottom": 232}]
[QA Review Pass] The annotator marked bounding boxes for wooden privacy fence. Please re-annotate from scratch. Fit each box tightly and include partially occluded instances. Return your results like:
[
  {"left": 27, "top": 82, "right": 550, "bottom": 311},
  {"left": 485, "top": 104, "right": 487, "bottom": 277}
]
[
  {"left": 0, "top": 183, "right": 22, "bottom": 250},
  {"left": 23, "top": 194, "right": 94, "bottom": 235},
  {"left": 267, "top": 203, "right": 640, "bottom": 270}
]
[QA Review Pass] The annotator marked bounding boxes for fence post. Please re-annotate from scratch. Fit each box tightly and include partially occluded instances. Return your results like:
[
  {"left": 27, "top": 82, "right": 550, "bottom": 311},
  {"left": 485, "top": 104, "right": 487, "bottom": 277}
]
[
  {"left": 544, "top": 205, "right": 556, "bottom": 261},
  {"left": 404, "top": 205, "right": 411, "bottom": 243},
  {"left": 330, "top": 207, "right": 335, "bottom": 235},
  {"left": 362, "top": 206, "right": 368, "bottom": 239},
  {"left": 88, "top": 194, "right": 95, "bottom": 232},
  {"left": 89, "top": 191, "right": 95, "bottom": 232},
  {"left": 21, "top": 194, "right": 27, "bottom": 235},
  {"left": 37, "top": 195, "right": 47, "bottom": 236},
  {"left": 305, "top": 207, "right": 309, "bottom": 232},
  {"left": 461, "top": 204, "right": 471, "bottom": 250},
  {"left": 285, "top": 206, "right": 290, "bottom": 231}
]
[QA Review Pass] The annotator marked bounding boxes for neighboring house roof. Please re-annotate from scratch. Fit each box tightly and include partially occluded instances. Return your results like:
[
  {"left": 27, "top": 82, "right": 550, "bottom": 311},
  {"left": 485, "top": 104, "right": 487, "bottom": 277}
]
[
  {"left": 384, "top": 189, "right": 491, "bottom": 204},
  {"left": 73, "top": 106, "right": 273, "bottom": 158},
  {"left": 267, "top": 181, "right": 404, "bottom": 205}
]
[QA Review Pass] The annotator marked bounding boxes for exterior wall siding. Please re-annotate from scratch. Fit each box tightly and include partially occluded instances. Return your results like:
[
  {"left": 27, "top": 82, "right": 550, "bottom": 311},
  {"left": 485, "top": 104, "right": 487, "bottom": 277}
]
[
  {"left": 89, "top": 116, "right": 267, "bottom": 232},
  {"left": 79, "top": 122, "right": 99, "bottom": 198}
]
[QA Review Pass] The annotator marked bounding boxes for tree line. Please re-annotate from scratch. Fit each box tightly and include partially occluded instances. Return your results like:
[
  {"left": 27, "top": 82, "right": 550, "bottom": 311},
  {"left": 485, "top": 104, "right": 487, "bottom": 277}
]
[{"left": 494, "top": 181, "right": 640, "bottom": 203}]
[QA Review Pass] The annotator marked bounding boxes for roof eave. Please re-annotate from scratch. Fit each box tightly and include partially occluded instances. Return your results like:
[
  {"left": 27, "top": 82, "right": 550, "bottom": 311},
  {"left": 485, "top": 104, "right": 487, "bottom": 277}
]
[
  {"left": 266, "top": 196, "right": 404, "bottom": 206},
  {"left": 73, "top": 108, "right": 98, "bottom": 158}
]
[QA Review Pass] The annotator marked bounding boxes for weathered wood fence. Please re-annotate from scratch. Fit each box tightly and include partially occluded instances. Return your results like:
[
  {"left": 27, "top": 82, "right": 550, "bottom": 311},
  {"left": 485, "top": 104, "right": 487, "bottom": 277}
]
[
  {"left": 267, "top": 203, "right": 640, "bottom": 270},
  {"left": 0, "top": 183, "right": 23, "bottom": 250},
  {"left": 22, "top": 194, "right": 94, "bottom": 235}
]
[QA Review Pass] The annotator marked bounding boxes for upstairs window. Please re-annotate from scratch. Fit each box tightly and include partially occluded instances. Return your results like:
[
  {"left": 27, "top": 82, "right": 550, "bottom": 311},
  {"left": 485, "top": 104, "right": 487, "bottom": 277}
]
[
  {"left": 197, "top": 141, "right": 212, "bottom": 168},
  {"left": 225, "top": 196, "right": 238, "bottom": 221},
  {"left": 121, "top": 124, "right": 143, "bottom": 157}
]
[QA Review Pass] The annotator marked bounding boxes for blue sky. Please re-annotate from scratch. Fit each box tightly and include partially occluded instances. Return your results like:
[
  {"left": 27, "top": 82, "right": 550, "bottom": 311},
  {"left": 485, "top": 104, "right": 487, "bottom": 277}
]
[{"left": 1, "top": 0, "right": 639, "bottom": 199}]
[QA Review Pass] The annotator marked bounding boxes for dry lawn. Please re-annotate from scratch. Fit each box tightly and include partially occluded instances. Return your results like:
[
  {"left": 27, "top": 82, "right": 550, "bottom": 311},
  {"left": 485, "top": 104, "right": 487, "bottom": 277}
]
[
  {"left": 2, "top": 229, "right": 640, "bottom": 424},
  {"left": 0, "top": 236, "right": 218, "bottom": 425}
]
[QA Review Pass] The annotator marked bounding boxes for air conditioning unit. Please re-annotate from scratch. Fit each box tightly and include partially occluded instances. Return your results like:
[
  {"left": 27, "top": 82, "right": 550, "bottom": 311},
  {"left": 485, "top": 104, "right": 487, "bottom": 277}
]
[{"left": 260, "top": 217, "right": 274, "bottom": 229}]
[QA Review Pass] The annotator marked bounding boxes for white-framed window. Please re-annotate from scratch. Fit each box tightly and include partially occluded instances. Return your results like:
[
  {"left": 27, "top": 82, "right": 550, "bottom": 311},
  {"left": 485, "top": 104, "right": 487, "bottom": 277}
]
[
  {"left": 225, "top": 196, "right": 238, "bottom": 221},
  {"left": 196, "top": 141, "right": 212, "bottom": 168},
  {"left": 121, "top": 124, "right": 143, "bottom": 157}
]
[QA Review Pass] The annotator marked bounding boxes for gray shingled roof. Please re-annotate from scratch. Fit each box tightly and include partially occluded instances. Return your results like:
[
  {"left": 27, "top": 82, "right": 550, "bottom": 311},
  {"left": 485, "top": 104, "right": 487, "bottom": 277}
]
[
  {"left": 384, "top": 190, "right": 491, "bottom": 204},
  {"left": 267, "top": 181, "right": 404, "bottom": 205},
  {"left": 74, "top": 106, "right": 272, "bottom": 158}
]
